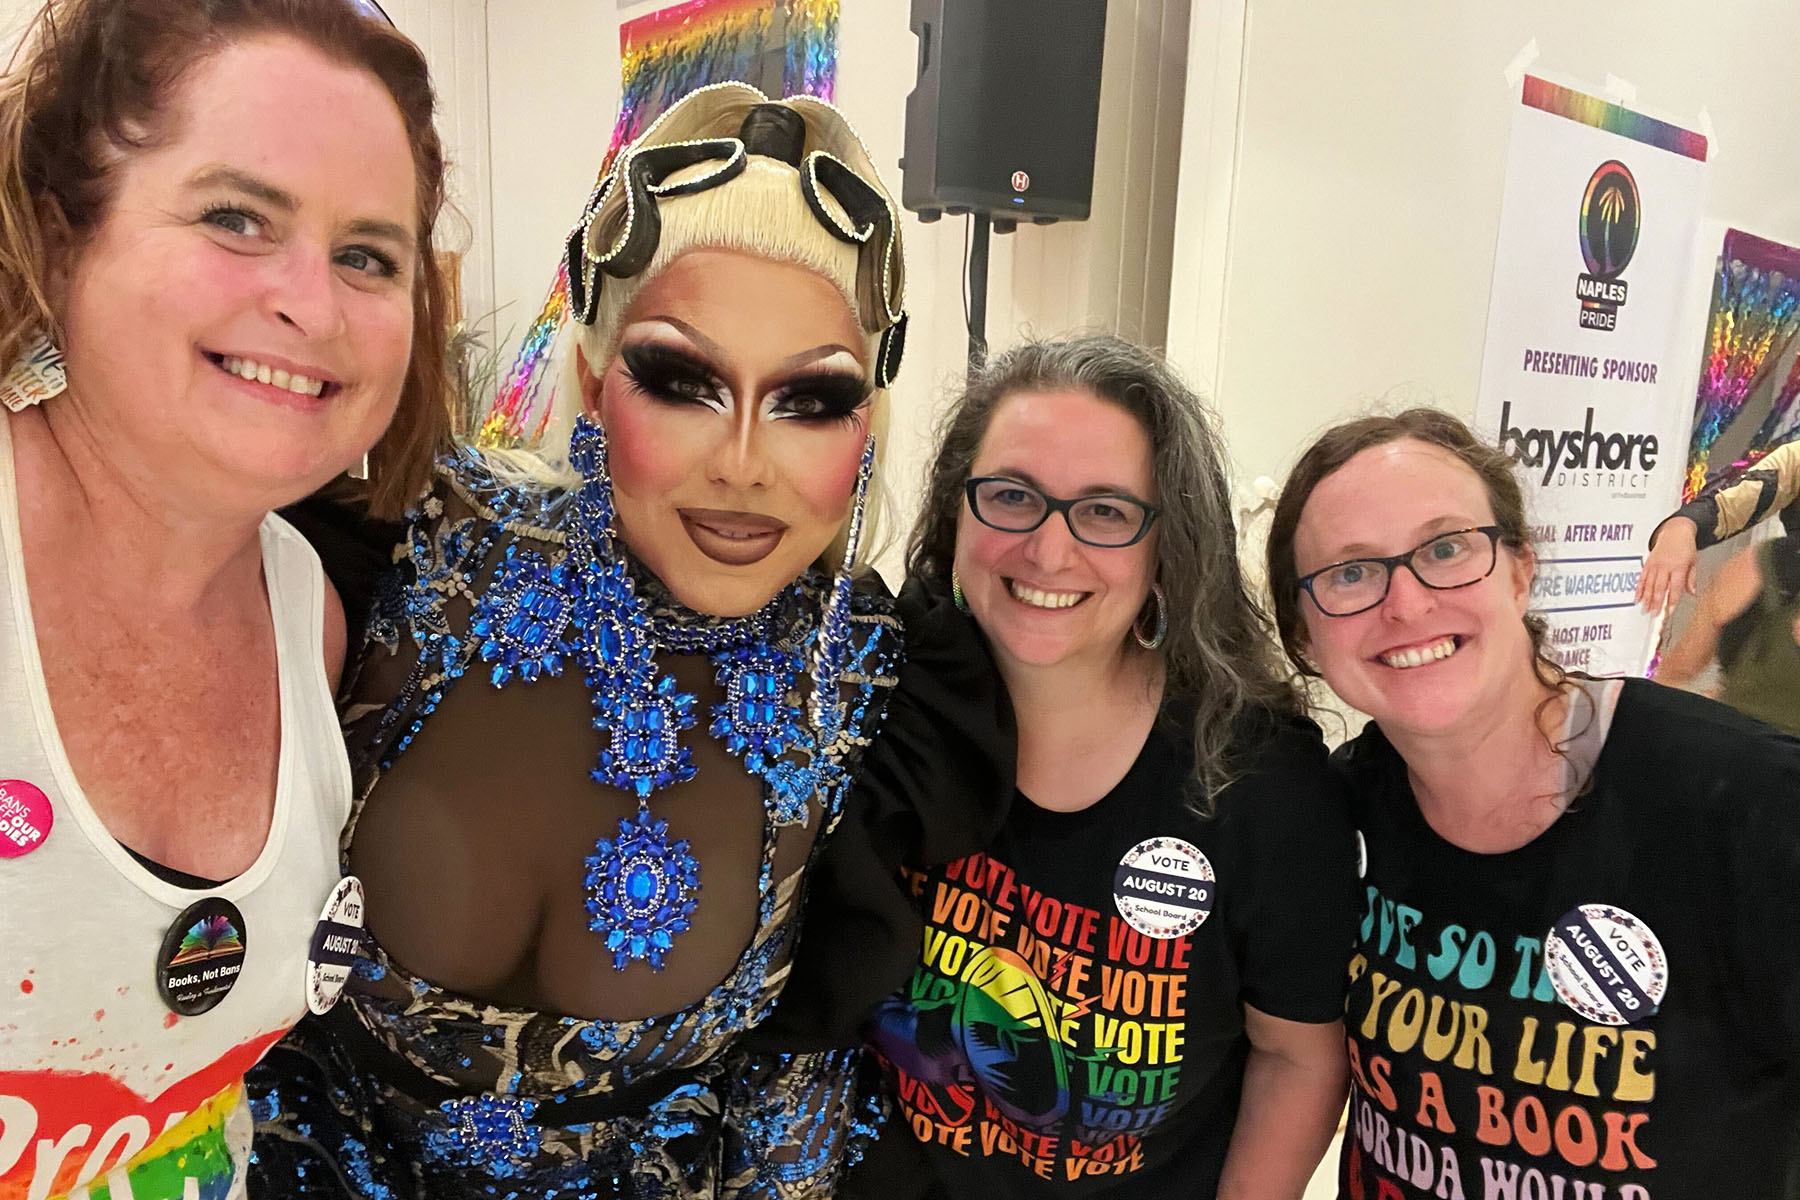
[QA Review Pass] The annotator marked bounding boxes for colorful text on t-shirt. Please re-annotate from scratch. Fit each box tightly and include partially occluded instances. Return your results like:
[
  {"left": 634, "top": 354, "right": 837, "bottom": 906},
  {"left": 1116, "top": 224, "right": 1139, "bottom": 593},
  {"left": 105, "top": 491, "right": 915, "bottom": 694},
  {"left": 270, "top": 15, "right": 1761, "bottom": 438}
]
[
  {"left": 873, "top": 851, "right": 1197, "bottom": 1183},
  {"left": 1344, "top": 884, "right": 1659, "bottom": 1200}
]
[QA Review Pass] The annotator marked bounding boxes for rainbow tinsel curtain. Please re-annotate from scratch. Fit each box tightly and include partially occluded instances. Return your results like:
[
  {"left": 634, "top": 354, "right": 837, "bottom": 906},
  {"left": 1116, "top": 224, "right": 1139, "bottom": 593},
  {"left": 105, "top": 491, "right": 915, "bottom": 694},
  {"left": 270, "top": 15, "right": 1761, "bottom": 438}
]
[
  {"left": 1681, "top": 230, "right": 1800, "bottom": 502},
  {"left": 476, "top": 0, "right": 840, "bottom": 450}
]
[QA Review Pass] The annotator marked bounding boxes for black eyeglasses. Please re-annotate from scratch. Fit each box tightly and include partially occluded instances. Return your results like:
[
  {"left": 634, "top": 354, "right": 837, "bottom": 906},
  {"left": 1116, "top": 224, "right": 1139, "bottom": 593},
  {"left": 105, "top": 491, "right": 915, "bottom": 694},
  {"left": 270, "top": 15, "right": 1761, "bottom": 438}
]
[
  {"left": 964, "top": 477, "right": 1159, "bottom": 548},
  {"left": 1297, "top": 526, "right": 1505, "bottom": 617}
]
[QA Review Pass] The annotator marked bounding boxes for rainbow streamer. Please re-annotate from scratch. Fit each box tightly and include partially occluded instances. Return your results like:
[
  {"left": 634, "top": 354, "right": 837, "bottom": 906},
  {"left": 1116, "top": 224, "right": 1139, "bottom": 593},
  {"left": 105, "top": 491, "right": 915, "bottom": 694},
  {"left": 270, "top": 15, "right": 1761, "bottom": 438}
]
[
  {"left": 1682, "top": 230, "right": 1800, "bottom": 500},
  {"left": 1521, "top": 76, "right": 1709, "bottom": 161},
  {"left": 1745, "top": 343, "right": 1800, "bottom": 451},
  {"left": 477, "top": 0, "right": 840, "bottom": 449}
]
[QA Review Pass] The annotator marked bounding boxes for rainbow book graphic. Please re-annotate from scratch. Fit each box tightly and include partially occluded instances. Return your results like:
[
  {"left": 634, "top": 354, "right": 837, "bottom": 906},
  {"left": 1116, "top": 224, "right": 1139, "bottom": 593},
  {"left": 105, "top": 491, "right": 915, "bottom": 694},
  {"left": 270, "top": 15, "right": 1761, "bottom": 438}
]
[{"left": 166, "top": 915, "right": 244, "bottom": 967}]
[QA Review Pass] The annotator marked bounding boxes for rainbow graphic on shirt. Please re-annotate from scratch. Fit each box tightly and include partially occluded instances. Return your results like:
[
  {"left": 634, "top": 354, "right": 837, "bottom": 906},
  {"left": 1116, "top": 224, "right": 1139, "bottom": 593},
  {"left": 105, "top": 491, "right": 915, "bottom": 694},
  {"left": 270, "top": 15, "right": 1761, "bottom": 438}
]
[
  {"left": 0, "top": 1029, "right": 283, "bottom": 1200},
  {"left": 871, "top": 853, "right": 1193, "bottom": 1182}
]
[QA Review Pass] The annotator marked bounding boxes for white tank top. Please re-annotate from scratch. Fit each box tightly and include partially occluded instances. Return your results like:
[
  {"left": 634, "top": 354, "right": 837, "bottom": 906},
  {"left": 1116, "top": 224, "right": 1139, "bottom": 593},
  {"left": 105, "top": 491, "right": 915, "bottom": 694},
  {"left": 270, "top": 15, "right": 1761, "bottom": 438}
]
[{"left": 0, "top": 414, "right": 352, "bottom": 1200}]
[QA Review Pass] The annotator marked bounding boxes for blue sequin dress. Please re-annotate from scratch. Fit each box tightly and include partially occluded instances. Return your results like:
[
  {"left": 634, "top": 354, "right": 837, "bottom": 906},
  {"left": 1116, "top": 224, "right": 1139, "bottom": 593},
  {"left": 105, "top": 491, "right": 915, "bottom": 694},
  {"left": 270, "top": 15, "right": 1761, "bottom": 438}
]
[{"left": 248, "top": 452, "right": 902, "bottom": 1199}]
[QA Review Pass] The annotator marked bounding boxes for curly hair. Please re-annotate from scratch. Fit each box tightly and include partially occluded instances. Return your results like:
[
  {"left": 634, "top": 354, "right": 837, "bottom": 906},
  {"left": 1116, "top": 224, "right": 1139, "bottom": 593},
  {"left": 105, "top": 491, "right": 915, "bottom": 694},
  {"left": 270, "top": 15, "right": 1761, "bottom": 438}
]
[
  {"left": 908, "top": 333, "right": 1301, "bottom": 807},
  {"left": 1264, "top": 406, "right": 1564, "bottom": 691}
]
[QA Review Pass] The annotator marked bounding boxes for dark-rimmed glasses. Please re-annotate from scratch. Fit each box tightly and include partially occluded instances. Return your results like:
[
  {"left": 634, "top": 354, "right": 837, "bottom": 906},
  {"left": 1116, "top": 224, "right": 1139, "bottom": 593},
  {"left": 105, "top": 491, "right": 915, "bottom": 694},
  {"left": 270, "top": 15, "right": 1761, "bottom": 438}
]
[
  {"left": 964, "top": 477, "right": 1159, "bottom": 548},
  {"left": 1297, "top": 526, "right": 1505, "bottom": 617}
]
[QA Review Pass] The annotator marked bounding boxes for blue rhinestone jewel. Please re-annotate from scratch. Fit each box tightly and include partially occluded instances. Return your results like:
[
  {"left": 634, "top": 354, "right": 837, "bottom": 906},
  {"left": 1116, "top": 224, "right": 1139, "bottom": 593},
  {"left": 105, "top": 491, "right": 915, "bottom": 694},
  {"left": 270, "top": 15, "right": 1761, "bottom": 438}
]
[
  {"left": 585, "top": 808, "right": 701, "bottom": 971},
  {"left": 470, "top": 544, "right": 581, "bottom": 686},
  {"left": 439, "top": 1093, "right": 540, "bottom": 1169}
]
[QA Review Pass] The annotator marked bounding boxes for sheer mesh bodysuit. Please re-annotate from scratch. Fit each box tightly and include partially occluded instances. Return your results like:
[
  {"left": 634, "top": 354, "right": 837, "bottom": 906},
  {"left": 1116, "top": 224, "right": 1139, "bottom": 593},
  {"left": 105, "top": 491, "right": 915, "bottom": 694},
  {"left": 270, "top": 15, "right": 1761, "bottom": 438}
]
[{"left": 248, "top": 454, "right": 902, "bottom": 1200}]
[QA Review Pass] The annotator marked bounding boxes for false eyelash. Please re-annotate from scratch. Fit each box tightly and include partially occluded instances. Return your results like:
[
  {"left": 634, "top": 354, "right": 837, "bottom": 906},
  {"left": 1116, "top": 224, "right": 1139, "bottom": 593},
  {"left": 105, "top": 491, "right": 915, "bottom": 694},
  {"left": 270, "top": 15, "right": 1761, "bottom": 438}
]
[
  {"left": 774, "top": 372, "right": 873, "bottom": 424},
  {"left": 617, "top": 341, "right": 724, "bottom": 407}
]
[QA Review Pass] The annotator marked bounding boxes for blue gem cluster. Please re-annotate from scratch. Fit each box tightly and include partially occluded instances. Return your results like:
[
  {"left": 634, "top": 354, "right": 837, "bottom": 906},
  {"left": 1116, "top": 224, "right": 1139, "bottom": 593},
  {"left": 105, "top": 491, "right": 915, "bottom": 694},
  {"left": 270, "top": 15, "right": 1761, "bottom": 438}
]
[
  {"left": 438, "top": 1093, "right": 540, "bottom": 1172},
  {"left": 584, "top": 809, "right": 700, "bottom": 970},
  {"left": 331, "top": 429, "right": 900, "bottom": 1186},
  {"left": 454, "top": 416, "right": 862, "bottom": 972}
]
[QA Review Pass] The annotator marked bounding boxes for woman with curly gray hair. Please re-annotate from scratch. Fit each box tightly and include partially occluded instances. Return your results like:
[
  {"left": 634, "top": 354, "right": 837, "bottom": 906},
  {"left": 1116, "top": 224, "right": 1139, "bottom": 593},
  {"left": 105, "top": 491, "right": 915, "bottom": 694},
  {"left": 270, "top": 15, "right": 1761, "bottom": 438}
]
[{"left": 854, "top": 333, "right": 1356, "bottom": 1198}]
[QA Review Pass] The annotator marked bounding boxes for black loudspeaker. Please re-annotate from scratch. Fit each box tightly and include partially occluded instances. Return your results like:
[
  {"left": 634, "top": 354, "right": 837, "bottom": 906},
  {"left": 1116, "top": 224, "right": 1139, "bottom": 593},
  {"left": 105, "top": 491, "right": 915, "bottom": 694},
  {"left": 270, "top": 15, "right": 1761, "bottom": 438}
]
[{"left": 901, "top": 0, "right": 1108, "bottom": 228}]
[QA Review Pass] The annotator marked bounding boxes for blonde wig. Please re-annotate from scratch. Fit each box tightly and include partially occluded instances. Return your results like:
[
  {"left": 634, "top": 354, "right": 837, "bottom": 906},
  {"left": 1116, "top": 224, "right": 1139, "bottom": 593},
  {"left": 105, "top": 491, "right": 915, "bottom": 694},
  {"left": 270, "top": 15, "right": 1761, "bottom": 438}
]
[{"left": 483, "top": 83, "right": 907, "bottom": 570}]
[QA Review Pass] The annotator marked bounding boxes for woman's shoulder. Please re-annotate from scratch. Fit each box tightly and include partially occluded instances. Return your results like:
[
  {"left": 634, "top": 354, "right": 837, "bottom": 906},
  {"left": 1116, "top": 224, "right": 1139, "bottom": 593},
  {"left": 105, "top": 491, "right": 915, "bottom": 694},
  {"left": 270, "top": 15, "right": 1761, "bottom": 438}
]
[
  {"left": 1167, "top": 700, "right": 1345, "bottom": 824},
  {"left": 1181, "top": 699, "right": 1334, "bottom": 778},
  {"left": 1606, "top": 678, "right": 1800, "bottom": 801}
]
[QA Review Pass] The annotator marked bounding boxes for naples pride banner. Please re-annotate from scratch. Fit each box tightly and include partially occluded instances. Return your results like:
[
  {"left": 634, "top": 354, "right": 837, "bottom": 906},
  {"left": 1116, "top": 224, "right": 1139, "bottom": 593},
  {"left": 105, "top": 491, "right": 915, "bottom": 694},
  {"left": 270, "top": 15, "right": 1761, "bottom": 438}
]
[{"left": 1473, "top": 76, "right": 1708, "bottom": 676}]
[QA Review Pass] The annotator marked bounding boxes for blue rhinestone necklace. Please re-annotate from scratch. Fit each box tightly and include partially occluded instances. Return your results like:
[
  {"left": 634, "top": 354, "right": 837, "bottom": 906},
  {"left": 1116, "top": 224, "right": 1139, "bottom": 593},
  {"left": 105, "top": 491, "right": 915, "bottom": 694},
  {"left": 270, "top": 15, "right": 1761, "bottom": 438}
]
[{"left": 467, "top": 415, "right": 864, "bottom": 972}]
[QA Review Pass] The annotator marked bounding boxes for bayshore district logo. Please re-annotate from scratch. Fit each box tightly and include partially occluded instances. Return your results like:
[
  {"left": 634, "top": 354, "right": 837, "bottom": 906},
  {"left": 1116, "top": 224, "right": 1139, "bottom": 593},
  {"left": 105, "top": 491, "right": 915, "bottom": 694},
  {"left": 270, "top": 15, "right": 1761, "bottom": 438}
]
[{"left": 1576, "top": 160, "right": 1640, "bottom": 331}]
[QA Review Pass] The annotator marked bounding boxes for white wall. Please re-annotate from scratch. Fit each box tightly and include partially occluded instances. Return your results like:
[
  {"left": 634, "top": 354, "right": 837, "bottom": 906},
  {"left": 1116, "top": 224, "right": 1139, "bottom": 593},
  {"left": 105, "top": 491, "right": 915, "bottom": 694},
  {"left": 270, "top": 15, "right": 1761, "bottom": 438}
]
[
  {"left": 482, "top": 1, "right": 619, "bottom": 357},
  {"left": 381, "top": 0, "right": 497, "bottom": 344},
  {"left": 841, "top": 0, "right": 1194, "bottom": 577},
  {"left": 1169, "top": 0, "right": 1800, "bottom": 498},
  {"left": 0, "top": 0, "right": 505, "bottom": 350},
  {"left": 0, "top": 2, "right": 34, "bottom": 48}
]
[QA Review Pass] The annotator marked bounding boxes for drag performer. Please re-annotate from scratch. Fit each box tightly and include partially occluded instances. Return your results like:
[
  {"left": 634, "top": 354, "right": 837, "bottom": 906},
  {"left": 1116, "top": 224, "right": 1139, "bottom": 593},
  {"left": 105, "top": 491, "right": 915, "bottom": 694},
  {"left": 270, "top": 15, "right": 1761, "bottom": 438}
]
[{"left": 248, "top": 83, "right": 974, "bottom": 1198}]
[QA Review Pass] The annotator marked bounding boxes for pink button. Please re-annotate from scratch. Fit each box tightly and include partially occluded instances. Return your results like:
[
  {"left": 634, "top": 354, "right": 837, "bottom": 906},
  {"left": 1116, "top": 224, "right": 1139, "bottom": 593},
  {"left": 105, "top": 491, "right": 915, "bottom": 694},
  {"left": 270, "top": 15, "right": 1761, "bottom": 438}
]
[{"left": 0, "top": 780, "right": 52, "bottom": 857}]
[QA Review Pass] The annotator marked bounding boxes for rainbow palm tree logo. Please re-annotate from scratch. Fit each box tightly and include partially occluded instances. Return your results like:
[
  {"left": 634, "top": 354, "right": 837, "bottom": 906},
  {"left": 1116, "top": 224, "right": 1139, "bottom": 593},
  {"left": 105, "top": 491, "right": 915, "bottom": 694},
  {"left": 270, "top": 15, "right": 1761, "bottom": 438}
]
[{"left": 1576, "top": 160, "right": 1640, "bottom": 330}]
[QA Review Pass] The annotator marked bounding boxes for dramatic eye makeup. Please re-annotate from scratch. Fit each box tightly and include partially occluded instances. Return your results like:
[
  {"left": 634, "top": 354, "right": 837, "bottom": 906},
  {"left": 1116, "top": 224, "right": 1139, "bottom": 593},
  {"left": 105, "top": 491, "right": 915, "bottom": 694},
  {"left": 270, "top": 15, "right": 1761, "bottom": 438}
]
[
  {"left": 771, "top": 371, "right": 871, "bottom": 424},
  {"left": 618, "top": 341, "right": 728, "bottom": 410},
  {"left": 617, "top": 338, "right": 870, "bottom": 423}
]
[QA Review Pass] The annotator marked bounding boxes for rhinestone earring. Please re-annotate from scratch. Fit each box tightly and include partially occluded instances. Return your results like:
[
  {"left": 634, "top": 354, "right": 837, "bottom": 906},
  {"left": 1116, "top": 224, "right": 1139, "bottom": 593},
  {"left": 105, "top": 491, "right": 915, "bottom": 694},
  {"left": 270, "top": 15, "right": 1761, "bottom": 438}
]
[{"left": 809, "top": 433, "right": 877, "bottom": 744}]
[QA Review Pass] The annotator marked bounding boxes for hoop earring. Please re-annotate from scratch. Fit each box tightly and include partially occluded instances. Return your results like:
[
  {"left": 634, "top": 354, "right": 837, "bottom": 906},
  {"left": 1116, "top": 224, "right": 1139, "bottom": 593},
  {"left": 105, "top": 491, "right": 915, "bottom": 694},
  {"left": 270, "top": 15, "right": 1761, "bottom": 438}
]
[
  {"left": 1134, "top": 584, "right": 1167, "bottom": 651},
  {"left": 952, "top": 569, "right": 968, "bottom": 613}
]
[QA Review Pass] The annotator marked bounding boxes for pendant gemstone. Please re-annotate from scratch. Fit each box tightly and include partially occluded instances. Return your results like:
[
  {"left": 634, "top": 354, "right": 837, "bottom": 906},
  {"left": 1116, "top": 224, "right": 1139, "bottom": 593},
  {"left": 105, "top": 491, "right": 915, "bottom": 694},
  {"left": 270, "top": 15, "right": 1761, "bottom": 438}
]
[{"left": 584, "top": 809, "right": 700, "bottom": 971}]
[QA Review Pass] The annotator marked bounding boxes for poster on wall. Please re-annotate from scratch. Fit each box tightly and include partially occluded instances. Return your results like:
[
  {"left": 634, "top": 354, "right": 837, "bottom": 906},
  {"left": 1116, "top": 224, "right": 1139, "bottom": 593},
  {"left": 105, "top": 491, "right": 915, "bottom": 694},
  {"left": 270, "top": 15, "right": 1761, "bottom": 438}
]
[{"left": 1473, "top": 75, "right": 1709, "bottom": 676}]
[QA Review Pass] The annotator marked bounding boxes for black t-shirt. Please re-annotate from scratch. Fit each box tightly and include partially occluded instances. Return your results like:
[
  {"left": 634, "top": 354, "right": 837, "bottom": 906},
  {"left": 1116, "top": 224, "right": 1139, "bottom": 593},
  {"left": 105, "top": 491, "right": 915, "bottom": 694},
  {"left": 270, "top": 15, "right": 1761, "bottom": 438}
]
[
  {"left": 1336, "top": 678, "right": 1800, "bottom": 1200},
  {"left": 859, "top": 708, "right": 1356, "bottom": 1198}
]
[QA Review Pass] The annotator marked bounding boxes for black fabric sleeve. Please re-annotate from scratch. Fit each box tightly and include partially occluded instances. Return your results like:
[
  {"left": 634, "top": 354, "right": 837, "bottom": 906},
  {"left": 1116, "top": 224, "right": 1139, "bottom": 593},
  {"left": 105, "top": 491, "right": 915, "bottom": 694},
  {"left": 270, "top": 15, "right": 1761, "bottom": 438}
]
[
  {"left": 747, "top": 575, "right": 1016, "bottom": 1052},
  {"left": 1655, "top": 440, "right": 1800, "bottom": 550},
  {"left": 1654, "top": 498, "right": 1721, "bottom": 550},
  {"left": 280, "top": 476, "right": 405, "bottom": 660},
  {"left": 1221, "top": 714, "right": 1358, "bottom": 1024},
  {"left": 1721, "top": 730, "right": 1800, "bottom": 1062}
]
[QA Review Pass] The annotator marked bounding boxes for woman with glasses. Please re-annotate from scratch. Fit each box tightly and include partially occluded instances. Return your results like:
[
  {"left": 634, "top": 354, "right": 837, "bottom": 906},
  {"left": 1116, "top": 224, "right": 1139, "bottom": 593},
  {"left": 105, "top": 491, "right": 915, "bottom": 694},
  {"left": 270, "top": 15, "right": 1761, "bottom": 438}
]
[
  {"left": 852, "top": 334, "right": 1357, "bottom": 1198},
  {"left": 1267, "top": 408, "right": 1800, "bottom": 1198}
]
